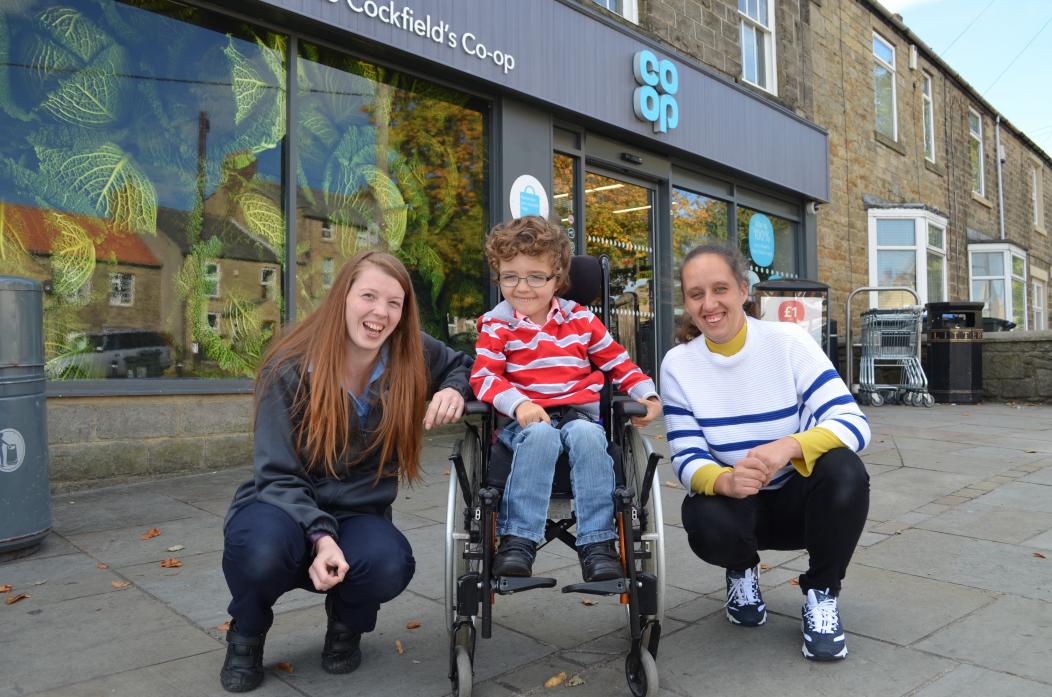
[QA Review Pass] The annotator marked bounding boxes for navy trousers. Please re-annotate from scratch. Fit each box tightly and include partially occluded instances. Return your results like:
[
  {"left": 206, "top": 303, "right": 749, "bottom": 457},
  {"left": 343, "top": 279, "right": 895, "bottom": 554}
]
[
  {"left": 222, "top": 501, "right": 415, "bottom": 635},
  {"left": 681, "top": 448, "right": 869, "bottom": 596}
]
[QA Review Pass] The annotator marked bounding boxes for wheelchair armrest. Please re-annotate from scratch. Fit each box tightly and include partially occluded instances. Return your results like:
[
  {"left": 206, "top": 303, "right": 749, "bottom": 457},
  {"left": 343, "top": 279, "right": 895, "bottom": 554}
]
[
  {"left": 464, "top": 400, "right": 492, "bottom": 416},
  {"left": 614, "top": 398, "right": 647, "bottom": 419}
]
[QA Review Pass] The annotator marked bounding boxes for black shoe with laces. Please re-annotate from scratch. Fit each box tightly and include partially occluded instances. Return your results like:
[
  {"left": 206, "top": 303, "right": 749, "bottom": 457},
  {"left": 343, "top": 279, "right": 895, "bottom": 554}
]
[
  {"left": 321, "top": 593, "right": 362, "bottom": 674},
  {"left": 220, "top": 623, "right": 266, "bottom": 693},
  {"left": 801, "top": 588, "right": 848, "bottom": 661},
  {"left": 492, "top": 535, "right": 537, "bottom": 577},
  {"left": 577, "top": 540, "right": 622, "bottom": 582},
  {"left": 724, "top": 566, "right": 767, "bottom": 626}
]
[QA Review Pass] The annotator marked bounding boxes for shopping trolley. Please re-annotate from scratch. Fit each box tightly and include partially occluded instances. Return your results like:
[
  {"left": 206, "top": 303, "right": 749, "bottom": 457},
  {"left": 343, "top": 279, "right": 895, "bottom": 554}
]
[{"left": 857, "top": 306, "right": 934, "bottom": 407}]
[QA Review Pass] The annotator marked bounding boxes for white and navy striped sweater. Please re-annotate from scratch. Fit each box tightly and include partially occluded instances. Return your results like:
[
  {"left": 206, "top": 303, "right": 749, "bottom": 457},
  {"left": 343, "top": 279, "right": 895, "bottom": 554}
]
[{"left": 659, "top": 318, "right": 870, "bottom": 492}]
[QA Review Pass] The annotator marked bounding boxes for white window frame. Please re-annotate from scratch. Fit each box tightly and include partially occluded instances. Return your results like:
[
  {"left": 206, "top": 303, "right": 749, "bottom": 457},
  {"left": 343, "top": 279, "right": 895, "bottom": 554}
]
[
  {"left": 108, "top": 272, "right": 134, "bottom": 307},
  {"left": 1032, "top": 275, "right": 1047, "bottom": 331},
  {"left": 867, "top": 208, "right": 947, "bottom": 307},
  {"left": 206, "top": 311, "right": 222, "bottom": 334},
  {"left": 321, "top": 257, "right": 335, "bottom": 289},
  {"left": 591, "top": 0, "right": 638, "bottom": 23},
  {"left": 968, "top": 242, "right": 1027, "bottom": 328},
  {"left": 872, "top": 32, "right": 898, "bottom": 141},
  {"left": 968, "top": 109, "right": 985, "bottom": 197},
  {"left": 321, "top": 220, "right": 334, "bottom": 241},
  {"left": 1030, "top": 159, "right": 1045, "bottom": 232},
  {"left": 739, "top": 0, "right": 777, "bottom": 95},
  {"left": 260, "top": 267, "right": 277, "bottom": 300},
  {"left": 926, "top": 220, "right": 948, "bottom": 304},
  {"left": 921, "top": 72, "right": 935, "bottom": 162},
  {"left": 203, "top": 261, "right": 221, "bottom": 298}
]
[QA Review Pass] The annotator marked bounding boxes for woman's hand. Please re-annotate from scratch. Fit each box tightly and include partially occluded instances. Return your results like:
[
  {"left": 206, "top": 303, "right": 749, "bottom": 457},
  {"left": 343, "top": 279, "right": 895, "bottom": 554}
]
[
  {"left": 632, "top": 396, "right": 663, "bottom": 427},
  {"left": 745, "top": 437, "right": 802, "bottom": 483},
  {"left": 714, "top": 457, "right": 767, "bottom": 498},
  {"left": 424, "top": 387, "right": 465, "bottom": 430},
  {"left": 309, "top": 536, "right": 349, "bottom": 591},
  {"left": 514, "top": 401, "right": 550, "bottom": 428}
]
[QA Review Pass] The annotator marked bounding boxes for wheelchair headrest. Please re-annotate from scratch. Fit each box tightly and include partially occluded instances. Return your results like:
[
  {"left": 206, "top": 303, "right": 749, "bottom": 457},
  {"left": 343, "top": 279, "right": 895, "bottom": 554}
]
[{"left": 563, "top": 255, "right": 602, "bottom": 307}]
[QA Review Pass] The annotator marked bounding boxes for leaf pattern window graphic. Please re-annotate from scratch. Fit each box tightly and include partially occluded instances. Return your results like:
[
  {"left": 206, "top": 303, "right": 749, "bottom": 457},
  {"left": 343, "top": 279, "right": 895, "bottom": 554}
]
[{"left": 1, "top": 0, "right": 287, "bottom": 379}]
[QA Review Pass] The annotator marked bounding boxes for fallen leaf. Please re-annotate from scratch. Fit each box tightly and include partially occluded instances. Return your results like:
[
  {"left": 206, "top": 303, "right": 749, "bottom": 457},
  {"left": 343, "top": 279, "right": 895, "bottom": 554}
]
[
  {"left": 443, "top": 468, "right": 450, "bottom": 476},
  {"left": 160, "top": 558, "right": 183, "bottom": 569},
  {"left": 789, "top": 578, "right": 800, "bottom": 586},
  {"left": 218, "top": 621, "right": 231, "bottom": 631},
  {"left": 406, "top": 621, "right": 422, "bottom": 630},
  {"left": 580, "top": 598, "right": 598, "bottom": 606},
  {"left": 96, "top": 563, "right": 108, "bottom": 570},
  {"left": 0, "top": 584, "right": 10, "bottom": 593},
  {"left": 166, "top": 544, "right": 185, "bottom": 552},
  {"left": 273, "top": 662, "right": 294, "bottom": 673},
  {"left": 653, "top": 434, "right": 666, "bottom": 440},
  {"left": 111, "top": 580, "right": 131, "bottom": 589},
  {"left": 141, "top": 528, "right": 161, "bottom": 541},
  {"left": 567, "top": 674, "right": 586, "bottom": 687},
  {"left": 544, "top": 672, "right": 568, "bottom": 688},
  {"left": 32, "top": 580, "right": 47, "bottom": 586},
  {"left": 5, "top": 593, "right": 30, "bottom": 605},
  {"left": 759, "top": 563, "right": 769, "bottom": 570},
  {"left": 395, "top": 639, "right": 405, "bottom": 655},
  {"left": 1035, "top": 552, "right": 1048, "bottom": 559},
  {"left": 663, "top": 479, "right": 679, "bottom": 488},
  {"left": 1024, "top": 449, "right": 1037, "bottom": 454}
]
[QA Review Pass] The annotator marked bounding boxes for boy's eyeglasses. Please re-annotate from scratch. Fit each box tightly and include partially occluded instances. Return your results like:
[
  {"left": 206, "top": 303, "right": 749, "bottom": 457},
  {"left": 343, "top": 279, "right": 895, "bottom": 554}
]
[{"left": 498, "top": 273, "right": 556, "bottom": 288}]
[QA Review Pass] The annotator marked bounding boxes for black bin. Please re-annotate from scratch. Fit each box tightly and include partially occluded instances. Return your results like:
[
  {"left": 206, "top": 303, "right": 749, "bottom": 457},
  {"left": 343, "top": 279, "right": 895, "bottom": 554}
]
[{"left": 924, "top": 301, "right": 984, "bottom": 404}]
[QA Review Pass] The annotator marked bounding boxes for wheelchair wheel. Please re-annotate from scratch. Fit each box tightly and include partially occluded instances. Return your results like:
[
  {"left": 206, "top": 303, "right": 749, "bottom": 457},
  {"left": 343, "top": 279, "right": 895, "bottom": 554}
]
[
  {"left": 445, "top": 429, "right": 481, "bottom": 629},
  {"left": 622, "top": 424, "right": 665, "bottom": 622},
  {"left": 451, "top": 644, "right": 473, "bottom": 697},
  {"left": 625, "top": 647, "right": 659, "bottom": 697}
]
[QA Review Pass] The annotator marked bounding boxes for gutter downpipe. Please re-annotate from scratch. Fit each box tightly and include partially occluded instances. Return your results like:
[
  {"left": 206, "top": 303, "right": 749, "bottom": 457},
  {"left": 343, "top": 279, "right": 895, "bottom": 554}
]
[{"left": 995, "top": 114, "right": 1005, "bottom": 239}]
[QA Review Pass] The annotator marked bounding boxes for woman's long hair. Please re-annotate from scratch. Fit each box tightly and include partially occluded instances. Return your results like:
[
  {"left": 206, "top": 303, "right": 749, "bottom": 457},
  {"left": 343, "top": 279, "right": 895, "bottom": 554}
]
[
  {"left": 255, "top": 251, "right": 428, "bottom": 482},
  {"left": 674, "top": 244, "right": 760, "bottom": 344}
]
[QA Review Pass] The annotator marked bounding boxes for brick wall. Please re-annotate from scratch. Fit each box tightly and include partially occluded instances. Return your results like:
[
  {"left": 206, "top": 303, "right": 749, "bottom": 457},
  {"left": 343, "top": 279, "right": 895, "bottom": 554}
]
[{"left": 982, "top": 331, "right": 1052, "bottom": 402}]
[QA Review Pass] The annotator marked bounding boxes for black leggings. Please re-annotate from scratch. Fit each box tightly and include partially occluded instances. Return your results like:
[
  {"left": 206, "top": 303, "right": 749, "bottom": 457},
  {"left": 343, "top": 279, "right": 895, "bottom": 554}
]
[{"left": 681, "top": 448, "right": 869, "bottom": 596}]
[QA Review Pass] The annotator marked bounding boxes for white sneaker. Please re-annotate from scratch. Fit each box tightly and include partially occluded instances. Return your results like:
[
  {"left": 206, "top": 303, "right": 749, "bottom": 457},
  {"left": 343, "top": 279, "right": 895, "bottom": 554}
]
[{"left": 801, "top": 588, "right": 847, "bottom": 660}]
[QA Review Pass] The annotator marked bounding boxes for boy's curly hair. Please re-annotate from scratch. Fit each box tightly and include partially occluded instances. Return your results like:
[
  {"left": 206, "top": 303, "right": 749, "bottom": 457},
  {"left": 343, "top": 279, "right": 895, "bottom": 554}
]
[{"left": 484, "top": 216, "right": 573, "bottom": 294}]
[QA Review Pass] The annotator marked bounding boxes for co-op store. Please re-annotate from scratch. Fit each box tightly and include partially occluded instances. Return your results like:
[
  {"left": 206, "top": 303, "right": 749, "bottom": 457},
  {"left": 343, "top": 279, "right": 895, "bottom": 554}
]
[{"left": 3, "top": 0, "right": 827, "bottom": 389}]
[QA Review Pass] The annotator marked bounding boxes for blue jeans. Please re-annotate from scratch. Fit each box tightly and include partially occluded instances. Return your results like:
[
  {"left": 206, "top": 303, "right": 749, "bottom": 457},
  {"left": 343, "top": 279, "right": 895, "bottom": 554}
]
[
  {"left": 222, "top": 501, "right": 415, "bottom": 635},
  {"left": 497, "top": 416, "right": 617, "bottom": 547}
]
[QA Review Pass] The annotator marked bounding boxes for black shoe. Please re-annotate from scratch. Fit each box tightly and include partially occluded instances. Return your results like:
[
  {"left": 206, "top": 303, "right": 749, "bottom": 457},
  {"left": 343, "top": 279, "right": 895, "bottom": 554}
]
[
  {"left": 492, "top": 535, "right": 537, "bottom": 577},
  {"left": 220, "top": 624, "right": 265, "bottom": 693},
  {"left": 578, "top": 540, "right": 622, "bottom": 582},
  {"left": 725, "top": 566, "right": 767, "bottom": 626},
  {"left": 322, "top": 593, "right": 362, "bottom": 674}
]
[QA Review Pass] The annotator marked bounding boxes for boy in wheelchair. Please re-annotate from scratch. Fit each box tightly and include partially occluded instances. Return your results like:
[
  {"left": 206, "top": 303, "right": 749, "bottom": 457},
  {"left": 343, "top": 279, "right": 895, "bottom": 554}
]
[{"left": 470, "top": 216, "right": 662, "bottom": 583}]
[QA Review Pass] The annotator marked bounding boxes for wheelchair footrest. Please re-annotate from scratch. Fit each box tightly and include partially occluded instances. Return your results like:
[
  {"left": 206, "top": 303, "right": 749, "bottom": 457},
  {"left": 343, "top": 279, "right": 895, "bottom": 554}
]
[
  {"left": 494, "top": 576, "right": 558, "bottom": 595},
  {"left": 561, "top": 578, "right": 630, "bottom": 596}
]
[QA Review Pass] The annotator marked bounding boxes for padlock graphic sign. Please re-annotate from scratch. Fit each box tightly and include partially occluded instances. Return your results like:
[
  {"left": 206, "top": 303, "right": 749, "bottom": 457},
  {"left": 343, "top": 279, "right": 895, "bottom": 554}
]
[{"left": 519, "top": 185, "right": 541, "bottom": 217}]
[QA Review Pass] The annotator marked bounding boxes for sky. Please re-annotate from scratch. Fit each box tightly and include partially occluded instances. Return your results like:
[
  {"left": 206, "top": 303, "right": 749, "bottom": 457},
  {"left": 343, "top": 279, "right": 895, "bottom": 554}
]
[{"left": 877, "top": 0, "right": 1052, "bottom": 157}]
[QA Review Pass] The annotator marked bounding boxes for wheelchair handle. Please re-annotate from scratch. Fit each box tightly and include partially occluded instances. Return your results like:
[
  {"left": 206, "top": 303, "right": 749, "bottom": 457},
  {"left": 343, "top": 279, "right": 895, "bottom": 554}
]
[
  {"left": 463, "top": 400, "right": 491, "bottom": 416},
  {"left": 614, "top": 398, "right": 647, "bottom": 419}
]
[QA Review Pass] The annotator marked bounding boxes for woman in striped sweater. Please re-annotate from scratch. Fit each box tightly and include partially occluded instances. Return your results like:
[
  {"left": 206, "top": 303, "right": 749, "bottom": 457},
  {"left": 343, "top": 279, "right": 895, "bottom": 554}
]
[{"left": 660, "top": 244, "right": 870, "bottom": 662}]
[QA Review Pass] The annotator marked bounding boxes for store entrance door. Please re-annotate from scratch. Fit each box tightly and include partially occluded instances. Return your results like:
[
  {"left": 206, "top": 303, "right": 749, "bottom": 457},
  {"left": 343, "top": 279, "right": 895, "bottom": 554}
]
[{"left": 583, "top": 170, "right": 657, "bottom": 380}]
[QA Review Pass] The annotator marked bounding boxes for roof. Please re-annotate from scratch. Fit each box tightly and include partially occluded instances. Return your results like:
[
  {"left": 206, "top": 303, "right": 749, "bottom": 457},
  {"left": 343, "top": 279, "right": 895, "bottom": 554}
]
[
  {"left": 11, "top": 204, "right": 162, "bottom": 268},
  {"left": 156, "top": 206, "right": 281, "bottom": 264}
]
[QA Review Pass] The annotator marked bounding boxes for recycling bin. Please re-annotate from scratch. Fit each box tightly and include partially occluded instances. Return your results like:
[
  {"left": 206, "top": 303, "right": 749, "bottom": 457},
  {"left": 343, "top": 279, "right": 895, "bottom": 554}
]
[
  {"left": 0, "top": 276, "right": 51, "bottom": 554},
  {"left": 924, "top": 301, "right": 984, "bottom": 404}
]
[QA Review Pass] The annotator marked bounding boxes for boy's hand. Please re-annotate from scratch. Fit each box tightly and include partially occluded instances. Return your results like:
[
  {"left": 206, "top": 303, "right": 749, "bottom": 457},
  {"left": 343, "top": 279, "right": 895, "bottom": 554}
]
[
  {"left": 631, "top": 396, "right": 662, "bottom": 427},
  {"left": 514, "top": 401, "right": 550, "bottom": 428}
]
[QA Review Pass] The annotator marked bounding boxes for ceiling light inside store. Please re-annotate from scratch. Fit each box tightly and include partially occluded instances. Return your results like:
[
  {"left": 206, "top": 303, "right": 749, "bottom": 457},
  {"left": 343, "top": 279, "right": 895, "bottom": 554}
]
[
  {"left": 585, "top": 184, "right": 624, "bottom": 194},
  {"left": 552, "top": 193, "right": 570, "bottom": 199},
  {"left": 612, "top": 205, "right": 651, "bottom": 214}
]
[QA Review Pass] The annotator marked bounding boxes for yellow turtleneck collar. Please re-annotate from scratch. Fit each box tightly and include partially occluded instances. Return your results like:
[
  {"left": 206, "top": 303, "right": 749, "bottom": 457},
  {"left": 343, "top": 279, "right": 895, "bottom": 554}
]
[{"left": 705, "top": 317, "right": 748, "bottom": 356}]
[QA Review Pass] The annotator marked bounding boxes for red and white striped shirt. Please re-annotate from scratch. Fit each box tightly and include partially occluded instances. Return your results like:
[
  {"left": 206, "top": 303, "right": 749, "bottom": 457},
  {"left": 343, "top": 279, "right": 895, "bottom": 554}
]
[{"left": 470, "top": 297, "right": 657, "bottom": 419}]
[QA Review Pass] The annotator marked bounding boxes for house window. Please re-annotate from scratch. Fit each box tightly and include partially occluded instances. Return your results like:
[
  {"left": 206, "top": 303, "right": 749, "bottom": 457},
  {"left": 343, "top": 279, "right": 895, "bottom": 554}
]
[
  {"left": 1032, "top": 163, "right": 1045, "bottom": 231},
  {"left": 203, "top": 262, "right": 220, "bottom": 298},
  {"left": 322, "top": 257, "right": 334, "bottom": 289},
  {"left": 67, "top": 279, "right": 92, "bottom": 305},
  {"left": 968, "top": 109, "right": 985, "bottom": 196},
  {"left": 206, "top": 312, "right": 221, "bottom": 333},
  {"left": 873, "top": 33, "right": 897, "bottom": 141},
  {"left": 109, "top": 273, "right": 135, "bottom": 307},
  {"left": 867, "top": 209, "right": 947, "bottom": 307},
  {"left": 922, "top": 72, "right": 935, "bottom": 162},
  {"left": 591, "top": 0, "right": 639, "bottom": 22},
  {"left": 260, "top": 267, "right": 277, "bottom": 300},
  {"left": 1032, "top": 278, "right": 1047, "bottom": 331},
  {"left": 321, "top": 220, "right": 334, "bottom": 241},
  {"left": 739, "top": 0, "right": 776, "bottom": 93},
  {"left": 969, "top": 243, "right": 1026, "bottom": 328}
]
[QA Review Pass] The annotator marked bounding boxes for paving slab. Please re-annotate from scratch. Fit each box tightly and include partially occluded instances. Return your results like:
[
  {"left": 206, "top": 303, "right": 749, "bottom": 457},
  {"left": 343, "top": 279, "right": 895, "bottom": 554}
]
[
  {"left": 970, "top": 481, "right": 1052, "bottom": 513},
  {"left": 914, "top": 501, "right": 1052, "bottom": 545},
  {"left": 866, "top": 467, "right": 982, "bottom": 521},
  {"left": 1022, "top": 464, "right": 1052, "bottom": 486},
  {"left": 65, "top": 513, "right": 225, "bottom": 568},
  {"left": 912, "top": 664, "right": 1052, "bottom": 697},
  {"left": 915, "top": 595, "right": 1052, "bottom": 686},
  {"left": 0, "top": 550, "right": 125, "bottom": 605},
  {"left": 50, "top": 490, "right": 205, "bottom": 536}
]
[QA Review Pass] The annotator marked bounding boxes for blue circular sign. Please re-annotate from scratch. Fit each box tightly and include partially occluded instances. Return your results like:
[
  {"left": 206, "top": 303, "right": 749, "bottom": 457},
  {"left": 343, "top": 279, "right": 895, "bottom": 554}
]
[{"left": 748, "top": 214, "right": 775, "bottom": 268}]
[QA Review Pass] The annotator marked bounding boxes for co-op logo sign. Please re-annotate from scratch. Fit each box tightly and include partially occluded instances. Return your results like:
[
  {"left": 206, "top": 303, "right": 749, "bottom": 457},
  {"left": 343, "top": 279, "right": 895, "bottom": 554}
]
[
  {"left": 633, "top": 50, "right": 679, "bottom": 134},
  {"left": 329, "top": 0, "right": 516, "bottom": 74}
]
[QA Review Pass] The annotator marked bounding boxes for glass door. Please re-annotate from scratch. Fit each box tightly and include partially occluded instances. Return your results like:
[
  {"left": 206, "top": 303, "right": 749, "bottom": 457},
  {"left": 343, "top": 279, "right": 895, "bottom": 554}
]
[{"left": 583, "top": 170, "right": 657, "bottom": 380}]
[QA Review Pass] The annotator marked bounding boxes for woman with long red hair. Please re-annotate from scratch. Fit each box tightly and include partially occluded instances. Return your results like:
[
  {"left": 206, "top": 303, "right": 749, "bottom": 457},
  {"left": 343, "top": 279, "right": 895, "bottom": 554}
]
[{"left": 219, "top": 251, "right": 471, "bottom": 692}]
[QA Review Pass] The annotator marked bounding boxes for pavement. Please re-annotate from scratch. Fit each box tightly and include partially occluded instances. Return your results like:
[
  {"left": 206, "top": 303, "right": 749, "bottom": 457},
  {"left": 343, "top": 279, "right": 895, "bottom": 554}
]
[{"left": 3, "top": 402, "right": 1052, "bottom": 697}]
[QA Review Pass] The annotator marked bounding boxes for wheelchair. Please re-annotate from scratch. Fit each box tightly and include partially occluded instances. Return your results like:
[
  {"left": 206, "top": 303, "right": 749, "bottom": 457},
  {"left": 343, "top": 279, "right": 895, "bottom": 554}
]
[{"left": 444, "top": 256, "right": 666, "bottom": 697}]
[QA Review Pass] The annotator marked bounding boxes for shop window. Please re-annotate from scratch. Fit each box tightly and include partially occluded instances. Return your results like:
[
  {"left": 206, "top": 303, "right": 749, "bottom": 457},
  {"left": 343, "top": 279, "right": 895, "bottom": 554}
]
[
  {"left": 969, "top": 109, "right": 985, "bottom": 196},
  {"left": 671, "top": 186, "right": 731, "bottom": 311},
  {"left": 969, "top": 243, "right": 1027, "bottom": 328},
  {"left": 738, "top": 205, "right": 798, "bottom": 285},
  {"left": 1032, "top": 278, "right": 1047, "bottom": 331},
  {"left": 873, "top": 33, "right": 897, "bottom": 141},
  {"left": 295, "top": 43, "right": 488, "bottom": 342},
  {"left": 591, "top": 0, "right": 639, "bottom": 23},
  {"left": 740, "top": 0, "right": 776, "bottom": 93},
  {"left": 0, "top": 0, "right": 287, "bottom": 380},
  {"left": 109, "top": 272, "right": 135, "bottom": 307},
  {"left": 867, "top": 210, "right": 948, "bottom": 307},
  {"left": 922, "top": 73, "right": 936, "bottom": 162},
  {"left": 553, "top": 152, "right": 579, "bottom": 247}
]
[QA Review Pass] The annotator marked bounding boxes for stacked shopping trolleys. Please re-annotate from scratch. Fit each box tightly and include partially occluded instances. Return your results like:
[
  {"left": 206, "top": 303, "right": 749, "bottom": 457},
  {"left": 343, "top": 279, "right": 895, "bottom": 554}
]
[{"left": 857, "top": 306, "right": 935, "bottom": 407}]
